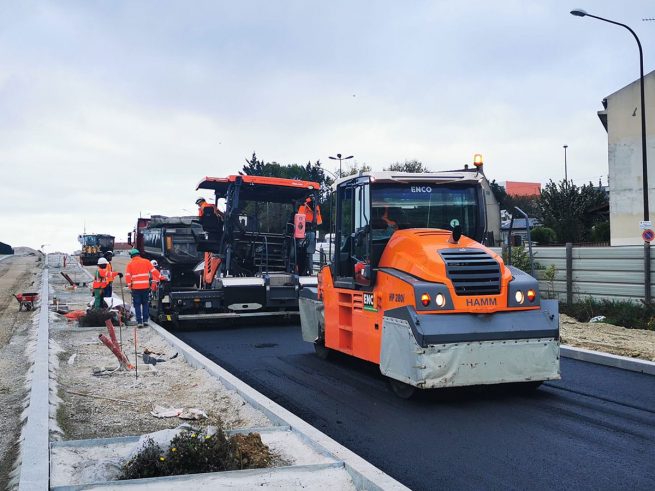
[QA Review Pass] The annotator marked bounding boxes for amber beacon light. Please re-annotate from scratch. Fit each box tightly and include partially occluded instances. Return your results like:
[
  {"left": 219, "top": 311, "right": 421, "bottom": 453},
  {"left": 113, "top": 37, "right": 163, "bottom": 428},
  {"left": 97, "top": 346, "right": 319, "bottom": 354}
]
[{"left": 473, "top": 154, "right": 484, "bottom": 168}]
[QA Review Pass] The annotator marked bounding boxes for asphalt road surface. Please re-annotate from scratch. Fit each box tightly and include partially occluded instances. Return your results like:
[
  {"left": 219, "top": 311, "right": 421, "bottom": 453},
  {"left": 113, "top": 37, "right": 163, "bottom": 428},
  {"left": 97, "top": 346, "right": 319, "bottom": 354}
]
[{"left": 175, "top": 321, "right": 655, "bottom": 490}]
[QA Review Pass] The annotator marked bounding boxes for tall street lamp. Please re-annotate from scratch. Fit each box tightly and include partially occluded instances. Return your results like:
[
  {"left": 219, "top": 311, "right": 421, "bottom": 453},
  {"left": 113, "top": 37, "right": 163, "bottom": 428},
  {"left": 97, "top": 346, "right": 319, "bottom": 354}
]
[
  {"left": 571, "top": 8, "right": 651, "bottom": 303},
  {"left": 328, "top": 153, "right": 354, "bottom": 178},
  {"left": 563, "top": 144, "right": 568, "bottom": 183}
]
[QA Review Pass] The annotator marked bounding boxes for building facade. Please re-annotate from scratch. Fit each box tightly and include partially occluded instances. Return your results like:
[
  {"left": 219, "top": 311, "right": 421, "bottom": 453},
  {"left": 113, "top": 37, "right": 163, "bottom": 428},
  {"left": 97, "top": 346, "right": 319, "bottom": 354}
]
[{"left": 598, "top": 70, "right": 655, "bottom": 245}]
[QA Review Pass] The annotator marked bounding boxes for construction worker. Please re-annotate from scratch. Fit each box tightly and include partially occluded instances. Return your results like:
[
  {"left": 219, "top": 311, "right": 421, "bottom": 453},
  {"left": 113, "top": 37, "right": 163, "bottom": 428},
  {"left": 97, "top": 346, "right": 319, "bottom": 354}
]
[
  {"left": 125, "top": 248, "right": 160, "bottom": 327},
  {"left": 196, "top": 197, "right": 218, "bottom": 217},
  {"left": 103, "top": 251, "right": 116, "bottom": 297},
  {"left": 150, "top": 260, "right": 160, "bottom": 293},
  {"left": 298, "top": 197, "right": 322, "bottom": 226},
  {"left": 92, "top": 257, "right": 121, "bottom": 309},
  {"left": 297, "top": 197, "right": 322, "bottom": 275}
]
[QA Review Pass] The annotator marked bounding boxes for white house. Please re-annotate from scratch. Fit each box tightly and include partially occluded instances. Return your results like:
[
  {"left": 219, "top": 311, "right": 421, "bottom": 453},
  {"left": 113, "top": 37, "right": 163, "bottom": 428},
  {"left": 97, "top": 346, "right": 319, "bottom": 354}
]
[{"left": 598, "top": 69, "right": 655, "bottom": 245}]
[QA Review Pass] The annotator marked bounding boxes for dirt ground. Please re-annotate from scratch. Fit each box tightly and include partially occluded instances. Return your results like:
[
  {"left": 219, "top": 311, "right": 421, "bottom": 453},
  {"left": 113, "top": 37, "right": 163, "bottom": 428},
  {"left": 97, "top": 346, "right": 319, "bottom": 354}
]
[
  {"left": 0, "top": 250, "right": 42, "bottom": 489},
  {"left": 560, "top": 314, "right": 655, "bottom": 361},
  {"left": 50, "top": 258, "right": 271, "bottom": 443}
]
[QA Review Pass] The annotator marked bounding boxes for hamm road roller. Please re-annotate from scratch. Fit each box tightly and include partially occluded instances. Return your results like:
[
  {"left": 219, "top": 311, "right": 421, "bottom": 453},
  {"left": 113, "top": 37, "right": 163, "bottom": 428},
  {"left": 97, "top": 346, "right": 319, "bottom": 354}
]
[{"left": 299, "top": 157, "right": 560, "bottom": 398}]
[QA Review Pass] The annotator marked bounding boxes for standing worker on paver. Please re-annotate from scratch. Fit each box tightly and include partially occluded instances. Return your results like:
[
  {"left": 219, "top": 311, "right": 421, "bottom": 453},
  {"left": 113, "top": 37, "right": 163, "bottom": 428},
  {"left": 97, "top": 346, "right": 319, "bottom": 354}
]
[
  {"left": 125, "top": 248, "right": 160, "bottom": 327},
  {"left": 298, "top": 197, "right": 322, "bottom": 275},
  {"left": 196, "top": 197, "right": 223, "bottom": 218},
  {"left": 92, "top": 257, "right": 121, "bottom": 309}
]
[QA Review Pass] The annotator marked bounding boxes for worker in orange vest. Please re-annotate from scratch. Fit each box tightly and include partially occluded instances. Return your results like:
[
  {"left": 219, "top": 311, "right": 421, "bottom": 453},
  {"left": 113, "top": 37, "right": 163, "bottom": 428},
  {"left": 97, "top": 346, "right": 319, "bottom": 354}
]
[
  {"left": 103, "top": 251, "right": 117, "bottom": 296},
  {"left": 196, "top": 197, "right": 223, "bottom": 218},
  {"left": 298, "top": 197, "right": 322, "bottom": 226},
  {"left": 92, "top": 257, "right": 121, "bottom": 309},
  {"left": 125, "top": 248, "right": 160, "bottom": 327},
  {"left": 297, "top": 197, "right": 322, "bottom": 275}
]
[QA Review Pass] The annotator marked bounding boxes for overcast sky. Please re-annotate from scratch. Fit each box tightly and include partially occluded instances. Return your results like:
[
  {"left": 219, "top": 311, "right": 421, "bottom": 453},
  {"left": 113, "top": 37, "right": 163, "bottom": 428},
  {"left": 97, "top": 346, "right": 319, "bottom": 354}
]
[{"left": 1, "top": 1, "right": 654, "bottom": 252}]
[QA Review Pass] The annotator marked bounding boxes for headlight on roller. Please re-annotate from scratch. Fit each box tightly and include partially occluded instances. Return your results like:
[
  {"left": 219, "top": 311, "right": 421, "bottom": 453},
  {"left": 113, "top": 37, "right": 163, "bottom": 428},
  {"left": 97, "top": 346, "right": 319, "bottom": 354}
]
[
  {"left": 515, "top": 291, "right": 525, "bottom": 304},
  {"left": 435, "top": 293, "right": 446, "bottom": 308}
]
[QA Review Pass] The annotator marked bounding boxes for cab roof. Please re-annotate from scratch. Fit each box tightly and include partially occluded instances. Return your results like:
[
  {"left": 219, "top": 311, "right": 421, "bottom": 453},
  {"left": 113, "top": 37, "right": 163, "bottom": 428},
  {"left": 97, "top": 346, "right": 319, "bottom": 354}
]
[
  {"left": 332, "top": 169, "right": 485, "bottom": 190},
  {"left": 197, "top": 175, "right": 320, "bottom": 203}
]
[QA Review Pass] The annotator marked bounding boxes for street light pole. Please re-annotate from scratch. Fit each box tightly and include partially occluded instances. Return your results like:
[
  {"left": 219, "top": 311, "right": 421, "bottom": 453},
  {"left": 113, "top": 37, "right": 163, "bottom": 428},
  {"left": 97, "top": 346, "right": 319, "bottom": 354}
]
[
  {"left": 328, "top": 153, "right": 354, "bottom": 178},
  {"left": 571, "top": 9, "right": 651, "bottom": 303},
  {"left": 563, "top": 144, "right": 568, "bottom": 183}
]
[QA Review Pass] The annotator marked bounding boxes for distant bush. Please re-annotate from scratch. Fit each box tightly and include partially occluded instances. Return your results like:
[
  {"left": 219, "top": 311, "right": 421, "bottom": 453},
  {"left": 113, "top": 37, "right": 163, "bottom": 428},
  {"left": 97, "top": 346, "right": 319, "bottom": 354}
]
[
  {"left": 560, "top": 297, "right": 654, "bottom": 330},
  {"left": 121, "top": 428, "right": 277, "bottom": 480},
  {"left": 502, "top": 245, "right": 538, "bottom": 273},
  {"left": 530, "top": 226, "right": 557, "bottom": 245}
]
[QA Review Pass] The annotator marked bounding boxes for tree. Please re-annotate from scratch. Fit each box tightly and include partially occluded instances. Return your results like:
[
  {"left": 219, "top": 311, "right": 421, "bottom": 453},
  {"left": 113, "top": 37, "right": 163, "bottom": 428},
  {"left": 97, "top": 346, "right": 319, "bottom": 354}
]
[
  {"left": 342, "top": 162, "right": 372, "bottom": 176},
  {"left": 489, "top": 180, "right": 507, "bottom": 206},
  {"left": 530, "top": 226, "right": 557, "bottom": 245},
  {"left": 384, "top": 160, "right": 430, "bottom": 173},
  {"left": 538, "top": 180, "right": 608, "bottom": 243},
  {"left": 241, "top": 152, "right": 334, "bottom": 233}
]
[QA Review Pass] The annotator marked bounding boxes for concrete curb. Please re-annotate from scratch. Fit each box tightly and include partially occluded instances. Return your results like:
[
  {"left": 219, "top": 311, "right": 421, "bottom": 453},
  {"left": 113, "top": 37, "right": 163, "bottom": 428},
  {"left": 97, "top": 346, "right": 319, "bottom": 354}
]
[
  {"left": 149, "top": 321, "right": 409, "bottom": 491},
  {"left": 18, "top": 269, "right": 50, "bottom": 490},
  {"left": 561, "top": 344, "right": 655, "bottom": 376}
]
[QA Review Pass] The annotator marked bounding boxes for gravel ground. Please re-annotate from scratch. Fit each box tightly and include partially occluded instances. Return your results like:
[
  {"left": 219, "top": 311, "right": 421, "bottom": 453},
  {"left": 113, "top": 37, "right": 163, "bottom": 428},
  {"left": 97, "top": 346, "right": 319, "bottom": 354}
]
[
  {"left": 560, "top": 313, "right": 655, "bottom": 361},
  {"left": 0, "top": 250, "right": 42, "bottom": 489},
  {"left": 50, "top": 258, "right": 271, "bottom": 442}
]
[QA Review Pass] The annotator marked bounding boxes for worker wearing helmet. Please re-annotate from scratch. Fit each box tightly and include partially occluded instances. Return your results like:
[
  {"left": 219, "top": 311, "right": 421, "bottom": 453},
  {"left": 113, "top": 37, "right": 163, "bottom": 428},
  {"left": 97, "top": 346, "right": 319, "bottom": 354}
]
[
  {"left": 103, "top": 251, "right": 116, "bottom": 297},
  {"left": 150, "top": 260, "right": 160, "bottom": 293},
  {"left": 125, "top": 248, "right": 160, "bottom": 327},
  {"left": 92, "top": 257, "right": 121, "bottom": 309}
]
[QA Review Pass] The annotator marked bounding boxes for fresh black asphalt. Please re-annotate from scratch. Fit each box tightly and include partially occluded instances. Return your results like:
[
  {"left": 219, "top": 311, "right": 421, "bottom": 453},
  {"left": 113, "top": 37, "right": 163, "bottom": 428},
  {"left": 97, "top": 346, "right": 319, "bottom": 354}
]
[{"left": 174, "top": 321, "right": 655, "bottom": 490}]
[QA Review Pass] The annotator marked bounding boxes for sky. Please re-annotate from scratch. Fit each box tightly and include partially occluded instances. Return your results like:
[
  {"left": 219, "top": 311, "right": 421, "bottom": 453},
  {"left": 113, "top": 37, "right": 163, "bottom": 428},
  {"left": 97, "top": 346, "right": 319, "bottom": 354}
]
[{"left": 1, "top": 0, "right": 654, "bottom": 252}]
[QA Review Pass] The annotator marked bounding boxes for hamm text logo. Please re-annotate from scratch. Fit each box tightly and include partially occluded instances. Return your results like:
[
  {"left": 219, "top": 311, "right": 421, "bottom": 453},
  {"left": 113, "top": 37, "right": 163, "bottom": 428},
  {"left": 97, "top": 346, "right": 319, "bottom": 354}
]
[{"left": 466, "top": 298, "right": 497, "bottom": 307}]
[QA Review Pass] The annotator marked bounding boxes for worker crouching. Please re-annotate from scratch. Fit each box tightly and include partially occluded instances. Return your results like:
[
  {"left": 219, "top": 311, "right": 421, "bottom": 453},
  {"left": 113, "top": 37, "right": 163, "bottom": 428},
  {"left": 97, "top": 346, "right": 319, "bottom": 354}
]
[{"left": 125, "top": 248, "right": 160, "bottom": 327}]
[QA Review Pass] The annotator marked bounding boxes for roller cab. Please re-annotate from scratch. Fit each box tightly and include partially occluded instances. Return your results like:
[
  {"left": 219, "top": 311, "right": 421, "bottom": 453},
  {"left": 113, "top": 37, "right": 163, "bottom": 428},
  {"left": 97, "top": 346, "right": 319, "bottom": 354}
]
[{"left": 299, "top": 164, "right": 560, "bottom": 397}]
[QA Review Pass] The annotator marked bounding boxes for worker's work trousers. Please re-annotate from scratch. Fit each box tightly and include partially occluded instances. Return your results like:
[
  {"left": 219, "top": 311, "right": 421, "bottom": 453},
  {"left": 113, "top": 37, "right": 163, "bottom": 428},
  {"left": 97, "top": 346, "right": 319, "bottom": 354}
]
[
  {"left": 104, "top": 283, "right": 113, "bottom": 297},
  {"left": 131, "top": 288, "right": 150, "bottom": 324},
  {"left": 93, "top": 288, "right": 105, "bottom": 309}
]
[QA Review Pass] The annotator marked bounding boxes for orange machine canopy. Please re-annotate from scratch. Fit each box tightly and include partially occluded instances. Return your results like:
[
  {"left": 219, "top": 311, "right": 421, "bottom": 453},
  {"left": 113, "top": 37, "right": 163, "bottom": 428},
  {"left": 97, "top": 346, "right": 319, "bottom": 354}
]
[{"left": 197, "top": 175, "right": 320, "bottom": 203}]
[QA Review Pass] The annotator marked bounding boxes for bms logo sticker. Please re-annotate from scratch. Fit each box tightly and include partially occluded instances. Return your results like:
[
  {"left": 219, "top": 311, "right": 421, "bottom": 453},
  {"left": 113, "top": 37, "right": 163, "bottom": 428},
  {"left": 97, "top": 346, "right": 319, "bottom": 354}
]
[{"left": 363, "top": 292, "right": 377, "bottom": 311}]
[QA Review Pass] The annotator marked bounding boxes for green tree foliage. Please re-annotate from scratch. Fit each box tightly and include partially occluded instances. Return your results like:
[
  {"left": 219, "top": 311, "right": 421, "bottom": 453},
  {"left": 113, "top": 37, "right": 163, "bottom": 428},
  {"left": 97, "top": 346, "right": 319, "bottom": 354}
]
[
  {"left": 530, "top": 226, "right": 557, "bottom": 245},
  {"left": 384, "top": 159, "right": 430, "bottom": 173},
  {"left": 504, "top": 194, "right": 541, "bottom": 218},
  {"left": 591, "top": 221, "right": 610, "bottom": 243},
  {"left": 538, "top": 180, "right": 608, "bottom": 243},
  {"left": 489, "top": 180, "right": 507, "bottom": 205},
  {"left": 241, "top": 152, "right": 334, "bottom": 232},
  {"left": 342, "top": 162, "right": 372, "bottom": 177}
]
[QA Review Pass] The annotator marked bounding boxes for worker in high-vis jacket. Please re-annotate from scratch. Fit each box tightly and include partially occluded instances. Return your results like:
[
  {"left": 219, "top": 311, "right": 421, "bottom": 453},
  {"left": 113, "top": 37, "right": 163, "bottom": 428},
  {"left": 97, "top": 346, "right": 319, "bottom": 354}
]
[
  {"left": 297, "top": 197, "right": 322, "bottom": 275},
  {"left": 103, "top": 251, "right": 116, "bottom": 297},
  {"left": 125, "top": 248, "right": 160, "bottom": 327},
  {"left": 92, "top": 257, "right": 121, "bottom": 309}
]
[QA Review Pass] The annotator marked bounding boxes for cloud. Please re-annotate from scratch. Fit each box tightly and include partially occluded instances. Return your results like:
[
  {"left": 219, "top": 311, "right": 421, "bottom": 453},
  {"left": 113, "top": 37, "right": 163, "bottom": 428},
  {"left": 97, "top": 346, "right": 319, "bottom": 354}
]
[{"left": 1, "top": 0, "right": 653, "bottom": 251}]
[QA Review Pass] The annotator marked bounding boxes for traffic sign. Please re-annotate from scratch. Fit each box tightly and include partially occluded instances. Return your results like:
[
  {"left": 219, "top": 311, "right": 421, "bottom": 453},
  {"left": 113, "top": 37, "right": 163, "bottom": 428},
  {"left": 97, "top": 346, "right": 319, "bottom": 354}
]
[
  {"left": 640, "top": 220, "right": 652, "bottom": 230},
  {"left": 642, "top": 229, "right": 654, "bottom": 242}
]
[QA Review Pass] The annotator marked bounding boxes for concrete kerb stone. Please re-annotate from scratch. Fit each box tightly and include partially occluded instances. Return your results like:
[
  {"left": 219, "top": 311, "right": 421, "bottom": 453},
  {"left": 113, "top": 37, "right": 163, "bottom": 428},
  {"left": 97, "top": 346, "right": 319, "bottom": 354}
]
[
  {"left": 560, "top": 344, "right": 655, "bottom": 376},
  {"left": 18, "top": 269, "right": 50, "bottom": 491},
  {"left": 148, "top": 320, "right": 409, "bottom": 491}
]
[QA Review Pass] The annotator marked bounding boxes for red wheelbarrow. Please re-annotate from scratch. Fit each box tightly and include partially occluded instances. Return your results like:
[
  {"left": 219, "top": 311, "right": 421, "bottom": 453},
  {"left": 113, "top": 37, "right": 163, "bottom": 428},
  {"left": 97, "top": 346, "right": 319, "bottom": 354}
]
[{"left": 14, "top": 292, "right": 39, "bottom": 312}]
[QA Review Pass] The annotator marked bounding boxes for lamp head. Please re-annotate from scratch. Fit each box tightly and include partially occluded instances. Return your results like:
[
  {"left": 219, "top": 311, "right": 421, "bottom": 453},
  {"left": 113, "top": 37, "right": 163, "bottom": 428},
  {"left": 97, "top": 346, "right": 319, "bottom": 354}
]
[{"left": 570, "top": 9, "right": 587, "bottom": 17}]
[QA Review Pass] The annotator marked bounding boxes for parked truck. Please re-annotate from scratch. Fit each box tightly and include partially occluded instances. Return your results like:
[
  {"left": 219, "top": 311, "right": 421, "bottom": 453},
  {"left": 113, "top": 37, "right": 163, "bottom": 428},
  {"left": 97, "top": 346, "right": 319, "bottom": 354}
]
[
  {"left": 78, "top": 234, "right": 115, "bottom": 266},
  {"left": 299, "top": 156, "right": 560, "bottom": 398},
  {"left": 129, "top": 215, "right": 204, "bottom": 287},
  {"left": 151, "top": 174, "right": 321, "bottom": 326}
]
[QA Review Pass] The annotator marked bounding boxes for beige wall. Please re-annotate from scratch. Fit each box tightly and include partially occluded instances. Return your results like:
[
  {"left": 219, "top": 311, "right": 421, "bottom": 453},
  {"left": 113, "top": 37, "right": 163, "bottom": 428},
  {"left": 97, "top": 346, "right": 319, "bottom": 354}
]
[{"left": 605, "top": 71, "right": 655, "bottom": 245}]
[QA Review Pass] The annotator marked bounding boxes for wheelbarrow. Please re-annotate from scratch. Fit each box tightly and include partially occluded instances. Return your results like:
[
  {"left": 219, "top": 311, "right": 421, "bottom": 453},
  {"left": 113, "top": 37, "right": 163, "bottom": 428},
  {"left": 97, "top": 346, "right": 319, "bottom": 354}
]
[{"left": 14, "top": 292, "right": 39, "bottom": 312}]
